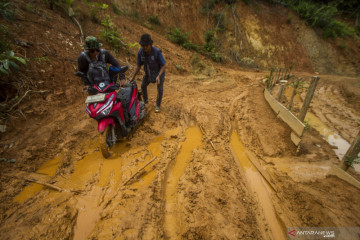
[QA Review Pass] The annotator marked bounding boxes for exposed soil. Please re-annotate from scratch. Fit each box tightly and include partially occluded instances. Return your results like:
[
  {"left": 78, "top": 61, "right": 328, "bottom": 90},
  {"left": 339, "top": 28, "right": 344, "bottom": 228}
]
[{"left": 0, "top": 0, "right": 360, "bottom": 239}]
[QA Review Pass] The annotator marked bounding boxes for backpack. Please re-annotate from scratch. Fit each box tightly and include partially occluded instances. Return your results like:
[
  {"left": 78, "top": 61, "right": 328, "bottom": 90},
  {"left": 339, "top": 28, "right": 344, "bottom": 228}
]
[{"left": 81, "top": 50, "right": 110, "bottom": 84}]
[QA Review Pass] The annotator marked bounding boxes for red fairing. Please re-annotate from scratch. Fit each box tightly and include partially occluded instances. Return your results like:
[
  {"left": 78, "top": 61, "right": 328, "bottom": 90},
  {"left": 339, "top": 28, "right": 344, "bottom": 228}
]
[
  {"left": 87, "top": 92, "right": 117, "bottom": 118},
  {"left": 111, "top": 101, "right": 125, "bottom": 123},
  {"left": 98, "top": 118, "right": 115, "bottom": 133},
  {"left": 129, "top": 86, "right": 139, "bottom": 120}
]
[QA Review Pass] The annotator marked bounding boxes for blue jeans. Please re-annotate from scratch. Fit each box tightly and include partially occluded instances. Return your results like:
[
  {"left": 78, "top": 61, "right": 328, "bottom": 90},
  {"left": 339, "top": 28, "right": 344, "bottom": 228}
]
[{"left": 141, "top": 75, "right": 165, "bottom": 107}]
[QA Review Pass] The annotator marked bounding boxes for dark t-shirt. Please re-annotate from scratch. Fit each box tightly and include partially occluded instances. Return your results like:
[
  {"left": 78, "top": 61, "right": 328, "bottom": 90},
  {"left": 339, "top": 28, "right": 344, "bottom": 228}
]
[
  {"left": 77, "top": 49, "right": 121, "bottom": 85},
  {"left": 137, "top": 46, "right": 165, "bottom": 80}
]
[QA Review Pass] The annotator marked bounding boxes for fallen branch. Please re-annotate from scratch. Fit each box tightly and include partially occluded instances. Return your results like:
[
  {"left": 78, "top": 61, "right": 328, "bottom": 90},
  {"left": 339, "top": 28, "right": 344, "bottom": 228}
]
[
  {"left": 210, "top": 140, "right": 216, "bottom": 152},
  {"left": 7, "top": 90, "right": 49, "bottom": 112},
  {"left": 8, "top": 90, "right": 30, "bottom": 112},
  {"left": 199, "top": 124, "right": 206, "bottom": 135},
  {"left": 123, "top": 157, "right": 157, "bottom": 186},
  {"left": 24, "top": 178, "right": 63, "bottom": 192}
]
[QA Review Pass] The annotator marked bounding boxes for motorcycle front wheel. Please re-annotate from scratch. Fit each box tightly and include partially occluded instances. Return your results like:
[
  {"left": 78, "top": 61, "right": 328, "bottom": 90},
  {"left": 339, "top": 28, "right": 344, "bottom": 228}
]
[{"left": 100, "top": 125, "right": 112, "bottom": 158}]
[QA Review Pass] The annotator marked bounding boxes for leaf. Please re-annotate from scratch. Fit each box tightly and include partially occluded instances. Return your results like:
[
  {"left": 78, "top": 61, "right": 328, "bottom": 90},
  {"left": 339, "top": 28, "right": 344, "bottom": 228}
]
[
  {"left": 9, "top": 61, "right": 19, "bottom": 70},
  {"left": 8, "top": 51, "right": 14, "bottom": 57},
  {"left": 12, "top": 56, "right": 26, "bottom": 65},
  {"left": 3, "top": 59, "right": 9, "bottom": 69},
  {"left": 0, "top": 67, "right": 9, "bottom": 74}
]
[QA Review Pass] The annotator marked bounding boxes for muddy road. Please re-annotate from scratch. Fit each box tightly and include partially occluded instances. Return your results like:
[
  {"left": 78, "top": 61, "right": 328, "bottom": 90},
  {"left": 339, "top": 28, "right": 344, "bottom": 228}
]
[{"left": 1, "top": 66, "right": 360, "bottom": 239}]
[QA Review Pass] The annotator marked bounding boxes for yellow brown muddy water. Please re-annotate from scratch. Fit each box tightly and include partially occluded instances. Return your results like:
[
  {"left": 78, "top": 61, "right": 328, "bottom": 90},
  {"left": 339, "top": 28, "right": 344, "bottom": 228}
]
[
  {"left": 230, "top": 132, "right": 286, "bottom": 240},
  {"left": 305, "top": 112, "right": 360, "bottom": 173},
  {"left": 73, "top": 128, "right": 181, "bottom": 240},
  {"left": 164, "top": 126, "right": 203, "bottom": 238},
  {"left": 14, "top": 156, "right": 62, "bottom": 203}
]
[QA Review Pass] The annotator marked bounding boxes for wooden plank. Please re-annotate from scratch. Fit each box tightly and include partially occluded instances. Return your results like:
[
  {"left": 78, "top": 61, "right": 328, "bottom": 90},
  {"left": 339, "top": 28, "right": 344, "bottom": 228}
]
[
  {"left": 291, "top": 131, "right": 302, "bottom": 146},
  {"left": 328, "top": 165, "right": 360, "bottom": 190},
  {"left": 264, "top": 89, "right": 305, "bottom": 137}
]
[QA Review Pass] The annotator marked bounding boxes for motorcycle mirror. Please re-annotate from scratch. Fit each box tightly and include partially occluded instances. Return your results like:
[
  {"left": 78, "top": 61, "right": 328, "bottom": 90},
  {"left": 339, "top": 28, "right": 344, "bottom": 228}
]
[{"left": 75, "top": 71, "right": 85, "bottom": 77}]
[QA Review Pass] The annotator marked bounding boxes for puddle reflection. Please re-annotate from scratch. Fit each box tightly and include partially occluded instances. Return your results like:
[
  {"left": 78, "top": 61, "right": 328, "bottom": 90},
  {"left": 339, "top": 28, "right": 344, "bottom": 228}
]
[
  {"left": 230, "top": 132, "right": 285, "bottom": 240},
  {"left": 305, "top": 112, "right": 360, "bottom": 172}
]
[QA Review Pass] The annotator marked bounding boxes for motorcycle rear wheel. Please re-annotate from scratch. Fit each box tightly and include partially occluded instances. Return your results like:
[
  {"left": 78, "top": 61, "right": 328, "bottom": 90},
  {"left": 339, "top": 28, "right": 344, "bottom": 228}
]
[{"left": 100, "top": 125, "right": 112, "bottom": 158}]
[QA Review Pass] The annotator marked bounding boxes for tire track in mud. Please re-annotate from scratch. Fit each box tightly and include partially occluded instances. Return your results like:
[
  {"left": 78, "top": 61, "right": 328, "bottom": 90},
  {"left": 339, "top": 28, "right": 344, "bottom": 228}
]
[
  {"left": 230, "top": 131, "right": 286, "bottom": 240},
  {"left": 163, "top": 126, "right": 203, "bottom": 238}
]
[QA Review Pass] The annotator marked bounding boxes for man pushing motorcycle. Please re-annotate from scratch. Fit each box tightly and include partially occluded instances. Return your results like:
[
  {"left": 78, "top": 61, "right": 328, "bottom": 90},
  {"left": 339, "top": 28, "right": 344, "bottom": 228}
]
[{"left": 130, "top": 34, "right": 166, "bottom": 113}]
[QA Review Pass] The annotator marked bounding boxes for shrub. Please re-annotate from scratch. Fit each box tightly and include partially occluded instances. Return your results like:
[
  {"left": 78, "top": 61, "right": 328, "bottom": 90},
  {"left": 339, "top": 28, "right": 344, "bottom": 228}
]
[
  {"left": 214, "top": 12, "right": 225, "bottom": 31},
  {"left": 0, "top": 3, "right": 25, "bottom": 75},
  {"left": 203, "top": 30, "right": 223, "bottom": 62},
  {"left": 89, "top": 3, "right": 108, "bottom": 24},
  {"left": 167, "top": 28, "right": 199, "bottom": 51},
  {"left": 100, "top": 16, "right": 126, "bottom": 52},
  {"left": 111, "top": 3, "right": 122, "bottom": 15},
  {"left": 148, "top": 15, "right": 161, "bottom": 25},
  {"left": 130, "top": 10, "right": 139, "bottom": 18},
  {"left": 0, "top": 50, "right": 26, "bottom": 75},
  {"left": 285, "top": 0, "right": 356, "bottom": 38},
  {"left": 0, "top": 0, "right": 14, "bottom": 21}
]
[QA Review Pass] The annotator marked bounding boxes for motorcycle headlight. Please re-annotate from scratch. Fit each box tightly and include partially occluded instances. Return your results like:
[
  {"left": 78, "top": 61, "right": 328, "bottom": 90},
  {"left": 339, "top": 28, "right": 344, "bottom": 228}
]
[
  {"left": 101, "top": 102, "right": 113, "bottom": 116},
  {"left": 96, "top": 94, "right": 114, "bottom": 115}
]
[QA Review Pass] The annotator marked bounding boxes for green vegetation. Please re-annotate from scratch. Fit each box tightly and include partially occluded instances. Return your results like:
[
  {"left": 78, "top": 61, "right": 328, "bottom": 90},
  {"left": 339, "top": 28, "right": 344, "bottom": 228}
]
[
  {"left": 130, "top": 10, "right": 139, "bottom": 19},
  {"left": 279, "top": 0, "right": 359, "bottom": 38},
  {"left": 111, "top": 3, "right": 122, "bottom": 15},
  {"left": 148, "top": 15, "right": 161, "bottom": 25},
  {"left": 167, "top": 28, "right": 199, "bottom": 51},
  {"left": 0, "top": 0, "right": 14, "bottom": 21},
  {"left": 344, "top": 155, "right": 360, "bottom": 170},
  {"left": 100, "top": 15, "right": 126, "bottom": 53},
  {"left": 214, "top": 12, "right": 226, "bottom": 31},
  {"left": 203, "top": 30, "right": 223, "bottom": 62},
  {"left": 0, "top": 50, "right": 26, "bottom": 74},
  {"left": 0, "top": 1, "right": 26, "bottom": 75},
  {"left": 88, "top": 2, "right": 108, "bottom": 24}
]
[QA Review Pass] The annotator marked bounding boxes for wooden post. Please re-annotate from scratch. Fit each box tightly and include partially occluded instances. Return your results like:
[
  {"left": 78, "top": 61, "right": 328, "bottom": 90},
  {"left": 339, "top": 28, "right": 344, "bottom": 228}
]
[
  {"left": 277, "top": 84, "right": 285, "bottom": 101},
  {"left": 276, "top": 68, "right": 282, "bottom": 83},
  {"left": 299, "top": 76, "right": 320, "bottom": 122},
  {"left": 282, "top": 68, "right": 288, "bottom": 80},
  {"left": 340, "top": 130, "right": 360, "bottom": 171},
  {"left": 288, "top": 78, "right": 301, "bottom": 111},
  {"left": 268, "top": 68, "right": 274, "bottom": 90}
]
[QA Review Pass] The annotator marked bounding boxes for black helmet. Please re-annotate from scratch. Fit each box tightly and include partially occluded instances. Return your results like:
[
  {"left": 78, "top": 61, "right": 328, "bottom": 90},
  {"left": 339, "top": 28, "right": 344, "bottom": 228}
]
[{"left": 139, "top": 34, "right": 153, "bottom": 45}]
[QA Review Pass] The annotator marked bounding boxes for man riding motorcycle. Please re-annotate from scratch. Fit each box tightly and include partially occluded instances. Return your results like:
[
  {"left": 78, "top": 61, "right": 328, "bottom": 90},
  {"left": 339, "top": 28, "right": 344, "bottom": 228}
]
[
  {"left": 76, "top": 36, "right": 145, "bottom": 158},
  {"left": 77, "top": 36, "right": 126, "bottom": 88}
]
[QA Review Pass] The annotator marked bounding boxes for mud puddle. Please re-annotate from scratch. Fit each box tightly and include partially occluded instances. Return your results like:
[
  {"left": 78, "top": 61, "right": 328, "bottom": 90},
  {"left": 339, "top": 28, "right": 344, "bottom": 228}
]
[
  {"left": 230, "top": 132, "right": 285, "bottom": 240},
  {"left": 305, "top": 112, "right": 360, "bottom": 172},
  {"left": 164, "top": 126, "right": 203, "bottom": 238},
  {"left": 14, "top": 156, "right": 62, "bottom": 203}
]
